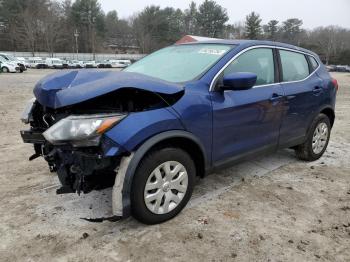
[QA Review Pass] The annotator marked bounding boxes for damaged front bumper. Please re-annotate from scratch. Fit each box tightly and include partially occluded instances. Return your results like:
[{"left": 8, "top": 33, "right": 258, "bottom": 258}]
[
  {"left": 21, "top": 130, "right": 122, "bottom": 192},
  {"left": 20, "top": 126, "right": 131, "bottom": 217}
]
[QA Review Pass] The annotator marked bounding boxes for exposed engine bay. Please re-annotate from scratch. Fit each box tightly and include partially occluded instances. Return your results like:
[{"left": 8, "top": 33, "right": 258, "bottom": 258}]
[{"left": 21, "top": 87, "right": 182, "bottom": 195}]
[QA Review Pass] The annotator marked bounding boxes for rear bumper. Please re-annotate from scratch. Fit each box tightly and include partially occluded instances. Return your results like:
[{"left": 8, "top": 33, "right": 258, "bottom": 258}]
[{"left": 7, "top": 66, "right": 19, "bottom": 72}]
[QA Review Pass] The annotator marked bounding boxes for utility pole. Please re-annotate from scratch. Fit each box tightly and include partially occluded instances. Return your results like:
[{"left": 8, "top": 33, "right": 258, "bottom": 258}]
[
  {"left": 88, "top": 9, "right": 96, "bottom": 61},
  {"left": 74, "top": 29, "right": 79, "bottom": 60},
  {"left": 92, "top": 17, "right": 96, "bottom": 61}
]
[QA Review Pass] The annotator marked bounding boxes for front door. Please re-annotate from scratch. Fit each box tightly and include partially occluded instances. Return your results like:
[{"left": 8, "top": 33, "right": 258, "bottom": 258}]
[{"left": 211, "top": 47, "right": 285, "bottom": 165}]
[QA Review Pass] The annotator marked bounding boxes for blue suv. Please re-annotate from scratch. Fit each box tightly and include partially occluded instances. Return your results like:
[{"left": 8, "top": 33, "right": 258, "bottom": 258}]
[{"left": 21, "top": 40, "right": 338, "bottom": 224}]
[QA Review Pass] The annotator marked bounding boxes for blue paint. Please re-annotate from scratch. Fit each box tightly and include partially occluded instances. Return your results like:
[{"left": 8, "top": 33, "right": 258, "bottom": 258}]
[
  {"left": 34, "top": 70, "right": 183, "bottom": 108},
  {"left": 33, "top": 40, "right": 336, "bottom": 170}
]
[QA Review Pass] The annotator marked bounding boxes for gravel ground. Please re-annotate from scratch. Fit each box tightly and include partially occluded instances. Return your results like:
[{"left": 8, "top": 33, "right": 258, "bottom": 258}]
[{"left": 0, "top": 69, "right": 349, "bottom": 262}]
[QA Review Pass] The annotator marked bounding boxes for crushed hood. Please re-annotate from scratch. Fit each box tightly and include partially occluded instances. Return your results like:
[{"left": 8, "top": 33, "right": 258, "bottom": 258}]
[{"left": 33, "top": 70, "right": 183, "bottom": 109}]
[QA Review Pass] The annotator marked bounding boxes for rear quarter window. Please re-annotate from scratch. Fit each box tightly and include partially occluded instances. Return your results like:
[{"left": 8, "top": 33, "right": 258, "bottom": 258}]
[
  {"left": 280, "top": 50, "right": 309, "bottom": 82},
  {"left": 308, "top": 56, "right": 319, "bottom": 71}
]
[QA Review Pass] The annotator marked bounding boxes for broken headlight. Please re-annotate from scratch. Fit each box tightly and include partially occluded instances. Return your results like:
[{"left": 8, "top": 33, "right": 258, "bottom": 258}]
[
  {"left": 43, "top": 114, "right": 126, "bottom": 147},
  {"left": 21, "top": 97, "right": 36, "bottom": 124}
]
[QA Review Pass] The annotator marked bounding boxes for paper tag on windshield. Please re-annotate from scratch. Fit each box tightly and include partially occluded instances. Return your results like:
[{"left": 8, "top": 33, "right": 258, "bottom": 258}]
[{"left": 198, "top": 48, "right": 226, "bottom": 55}]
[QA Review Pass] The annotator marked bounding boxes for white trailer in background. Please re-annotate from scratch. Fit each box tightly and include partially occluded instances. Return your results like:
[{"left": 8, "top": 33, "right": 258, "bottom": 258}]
[
  {"left": 45, "top": 58, "right": 64, "bottom": 69},
  {"left": 27, "top": 57, "right": 48, "bottom": 69},
  {"left": 108, "top": 59, "right": 132, "bottom": 68}
]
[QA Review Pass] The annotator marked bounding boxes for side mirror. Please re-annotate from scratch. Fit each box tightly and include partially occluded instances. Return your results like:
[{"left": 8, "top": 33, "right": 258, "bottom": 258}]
[{"left": 221, "top": 72, "right": 257, "bottom": 91}]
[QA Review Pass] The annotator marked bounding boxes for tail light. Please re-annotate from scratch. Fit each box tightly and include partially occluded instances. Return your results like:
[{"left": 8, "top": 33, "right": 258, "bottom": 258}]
[{"left": 332, "top": 78, "right": 339, "bottom": 91}]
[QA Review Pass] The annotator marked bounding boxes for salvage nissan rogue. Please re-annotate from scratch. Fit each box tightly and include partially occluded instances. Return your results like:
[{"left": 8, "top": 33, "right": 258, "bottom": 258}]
[{"left": 21, "top": 40, "right": 337, "bottom": 224}]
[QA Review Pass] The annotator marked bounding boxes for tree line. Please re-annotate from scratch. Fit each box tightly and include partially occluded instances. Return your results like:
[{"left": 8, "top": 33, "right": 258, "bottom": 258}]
[{"left": 0, "top": 0, "right": 349, "bottom": 64}]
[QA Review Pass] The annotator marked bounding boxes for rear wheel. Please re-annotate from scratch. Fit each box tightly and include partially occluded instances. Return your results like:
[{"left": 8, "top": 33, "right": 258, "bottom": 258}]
[
  {"left": 295, "top": 113, "right": 331, "bottom": 161},
  {"left": 131, "top": 147, "right": 195, "bottom": 224}
]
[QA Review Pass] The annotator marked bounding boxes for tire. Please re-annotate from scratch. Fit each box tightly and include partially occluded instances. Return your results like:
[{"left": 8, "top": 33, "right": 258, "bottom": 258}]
[
  {"left": 295, "top": 113, "right": 331, "bottom": 161},
  {"left": 131, "top": 147, "right": 196, "bottom": 224},
  {"left": 2, "top": 67, "right": 9, "bottom": 73}
]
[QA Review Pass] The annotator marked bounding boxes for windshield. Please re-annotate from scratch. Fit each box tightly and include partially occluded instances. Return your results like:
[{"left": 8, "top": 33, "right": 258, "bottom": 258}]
[{"left": 124, "top": 44, "right": 233, "bottom": 83}]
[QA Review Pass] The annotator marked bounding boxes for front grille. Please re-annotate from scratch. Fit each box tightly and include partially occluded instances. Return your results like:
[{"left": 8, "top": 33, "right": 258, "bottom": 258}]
[
  {"left": 30, "top": 102, "right": 68, "bottom": 131},
  {"left": 31, "top": 102, "right": 57, "bottom": 130}
]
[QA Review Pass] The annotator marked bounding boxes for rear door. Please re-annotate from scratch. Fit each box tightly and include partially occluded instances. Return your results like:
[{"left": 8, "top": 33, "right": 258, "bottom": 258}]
[
  {"left": 211, "top": 47, "right": 285, "bottom": 165},
  {"left": 277, "top": 49, "right": 323, "bottom": 147}
]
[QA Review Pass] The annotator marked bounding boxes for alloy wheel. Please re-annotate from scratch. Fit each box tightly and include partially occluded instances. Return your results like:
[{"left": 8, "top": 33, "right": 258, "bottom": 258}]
[{"left": 312, "top": 122, "right": 328, "bottom": 154}]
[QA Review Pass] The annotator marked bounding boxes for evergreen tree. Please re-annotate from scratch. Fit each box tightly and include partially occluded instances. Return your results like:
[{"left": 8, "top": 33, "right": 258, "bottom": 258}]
[
  {"left": 264, "top": 20, "right": 279, "bottom": 40},
  {"left": 245, "top": 11, "right": 262, "bottom": 39},
  {"left": 196, "top": 0, "right": 228, "bottom": 37}
]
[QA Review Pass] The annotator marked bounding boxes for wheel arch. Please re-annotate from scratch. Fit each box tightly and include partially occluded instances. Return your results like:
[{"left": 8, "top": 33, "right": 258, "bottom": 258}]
[
  {"left": 305, "top": 106, "right": 335, "bottom": 140},
  {"left": 120, "top": 130, "right": 208, "bottom": 217},
  {"left": 320, "top": 107, "right": 335, "bottom": 127},
  {"left": 143, "top": 136, "right": 207, "bottom": 178}
]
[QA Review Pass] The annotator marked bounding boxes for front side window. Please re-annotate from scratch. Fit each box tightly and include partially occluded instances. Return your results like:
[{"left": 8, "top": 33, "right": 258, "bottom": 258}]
[
  {"left": 125, "top": 44, "right": 233, "bottom": 83},
  {"left": 223, "top": 48, "right": 275, "bottom": 86},
  {"left": 280, "top": 50, "right": 309, "bottom": 82}
]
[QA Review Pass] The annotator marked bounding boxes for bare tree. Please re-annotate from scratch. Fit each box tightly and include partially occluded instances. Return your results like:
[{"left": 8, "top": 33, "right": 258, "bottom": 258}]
[
  {"left": 17, "top": 5, "right": 42, "bottom": 54},
  {"left": 309, "top": 26, "right": 348, "bottom": 64},
  {"left": 41, "top": 2, "right": 67, "bottom": 56},
  {"left": 184, "top": 1, "right": 198, "bottom": 35}
]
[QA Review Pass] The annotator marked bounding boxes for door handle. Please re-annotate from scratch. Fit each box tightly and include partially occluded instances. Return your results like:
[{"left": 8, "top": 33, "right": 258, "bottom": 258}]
[{"left": 269, "top": 93, "right": 284, "bottom": 102}]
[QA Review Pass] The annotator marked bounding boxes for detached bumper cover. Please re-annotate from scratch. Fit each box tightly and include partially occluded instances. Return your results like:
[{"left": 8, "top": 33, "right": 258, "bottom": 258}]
[
  {"left": 20, "top": 130, "right": 45, "bottom": 144},
  {"left": 20, "top": 126, "right": 126, "bottom": 193}
]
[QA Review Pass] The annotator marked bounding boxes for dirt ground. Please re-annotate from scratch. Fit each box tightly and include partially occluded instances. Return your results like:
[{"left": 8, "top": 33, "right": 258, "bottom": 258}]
[{"left": 0, "top": 69, "right": 349, "bottom": 262}]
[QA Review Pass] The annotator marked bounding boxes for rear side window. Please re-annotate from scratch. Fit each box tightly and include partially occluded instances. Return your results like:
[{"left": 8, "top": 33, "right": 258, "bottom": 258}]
[
  {"left": 309, "top": 56, "right": 319, "bottom": 71},
  {"left": 280, "top": 50, "right": 309, "bottom": 82},
  {"left": 224, "top": 48, "right": 275, "bottom": 86}
]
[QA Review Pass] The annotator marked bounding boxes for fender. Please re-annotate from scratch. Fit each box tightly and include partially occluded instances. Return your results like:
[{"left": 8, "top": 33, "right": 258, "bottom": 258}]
[
  {"left": 105, "top": 107, "right": 186, "bottom": 153},
  {"left": 113, "top": 130, "right": 207, "bottom": 217}
]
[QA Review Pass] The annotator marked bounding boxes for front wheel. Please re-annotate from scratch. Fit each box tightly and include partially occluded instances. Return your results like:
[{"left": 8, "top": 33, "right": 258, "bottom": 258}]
[
  {"left": 295, "top": 113, "right": 331, "bottom": 161},
  {"left": 131, "top": 147, "right": 195, "bottom": 224},
  {"left": 1, "top": 67, "right": 9, "bottom": 73}
]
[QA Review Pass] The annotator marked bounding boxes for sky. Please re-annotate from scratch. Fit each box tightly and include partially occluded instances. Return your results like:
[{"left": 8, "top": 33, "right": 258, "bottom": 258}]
[{"left": 97, "top": 0, "right": 350, "bottom": 29}]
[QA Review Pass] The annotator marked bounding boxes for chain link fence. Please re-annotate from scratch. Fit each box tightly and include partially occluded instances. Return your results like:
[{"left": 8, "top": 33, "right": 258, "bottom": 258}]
[{"left": 0, "top": 51, "right": 146, "bottom": 61}]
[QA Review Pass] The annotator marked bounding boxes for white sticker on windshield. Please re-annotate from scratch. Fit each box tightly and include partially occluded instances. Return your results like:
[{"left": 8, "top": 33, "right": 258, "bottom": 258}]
[{"left": 198, "top": 48, "right": 226, "bottom": 55}]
